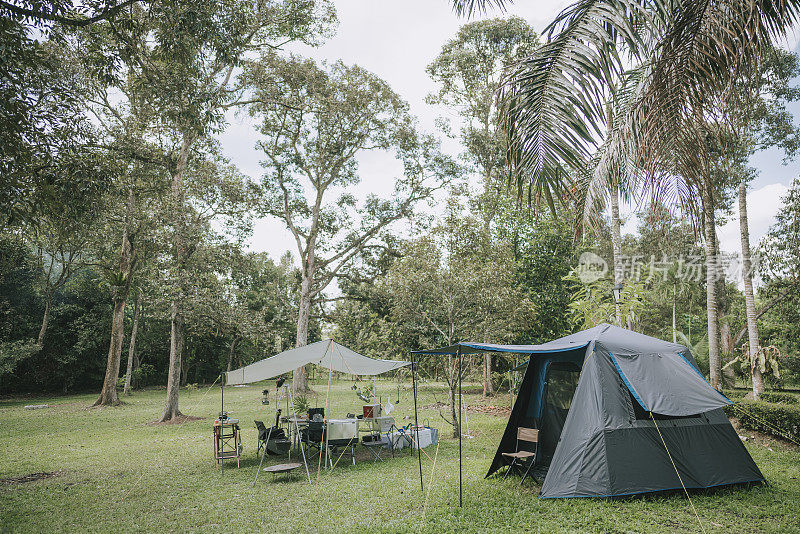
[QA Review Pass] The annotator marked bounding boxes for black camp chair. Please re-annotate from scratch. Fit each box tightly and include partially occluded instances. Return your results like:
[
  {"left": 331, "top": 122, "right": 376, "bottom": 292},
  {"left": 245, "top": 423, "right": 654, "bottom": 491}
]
[
  {"left": 255, "top": 420, "right": 269, "bottom": 456},
  {"left": 501, "top": 427, "right": 539, "bottom": 484},
  {"left": 300, "top": 421, "right": 326, "bottom": 455},
  {"left": 256, "top": 420, "right": 290, "bottom": 457}
]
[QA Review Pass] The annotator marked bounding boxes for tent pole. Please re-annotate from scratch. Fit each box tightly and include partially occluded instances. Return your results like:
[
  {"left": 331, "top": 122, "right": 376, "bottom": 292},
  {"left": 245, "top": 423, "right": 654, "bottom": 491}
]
[
  {"left": 287, "top": 384, "right": 312, "bottom": 484},
  {"left": 254, "top": 386, "right": 284, "bottom": 485},
  {"left": 220, "top": 374, "right": 224, "bottom": 473},
  {"left": 411, "top": 351, "right": 423, "bottom": 492},
  {"left": 458, "top": 345, "right": 462, "bottom": 508}
]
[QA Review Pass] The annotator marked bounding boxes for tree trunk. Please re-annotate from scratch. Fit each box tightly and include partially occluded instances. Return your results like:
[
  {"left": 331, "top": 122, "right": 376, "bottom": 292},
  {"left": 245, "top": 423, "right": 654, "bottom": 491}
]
[
  {"left": 37, "top": 296, "right": 52, "bottom": 347},
  {"left": 450, "top": 380, "right": 459, "bottom": 439},
  {"left": 132, "top": 347, "right": 140, "bottom": 389},
  {"left": 161, "top": 300, "right": 185, "bottom": 421},
  {"left": 123, "top": 291, "right": 141, "bottom": 396},
  {"left": 226, "top": 335, "right": 239, "bottom": 372},
  {"left": 94, "top": 296, "right": 126, "bottom": 406},
  {"left": 95, "top": 188, "right": 136, "bottom": 407},
  {"left": 702, "top": 184, "right": 722, "bottom": 390},
  {"left": 482, "top": 329, "right": 494, "bottom": 397},
  {"left": 292, "top": 274, "right": 313, "bottom": 394},
  {"left": 609, "top": 183, "right": 623, "bottom": 326},
  {"left": 448, "top": 354, "right": 461, "bottom": 439},
  {"left": 160, "top": 134, "right": 192, "bottom": 422},
  {"left": 739, "top": 183, "right": 763, "bottom": 398},
  {"left": 482, "top": 354, "right": 494, "bottom": 397},
  {"left": 181, "top": 359, "right": 190, "bottom": 387},
  {"left": 672, "top": 286, "right": 677, "bottom": 344}
]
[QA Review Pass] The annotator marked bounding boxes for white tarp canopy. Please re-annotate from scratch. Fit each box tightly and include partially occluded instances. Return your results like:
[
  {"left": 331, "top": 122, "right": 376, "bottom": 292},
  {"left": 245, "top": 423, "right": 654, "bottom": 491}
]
[{"left": 225, "top": 339, "right": 409, "bottom": 385}]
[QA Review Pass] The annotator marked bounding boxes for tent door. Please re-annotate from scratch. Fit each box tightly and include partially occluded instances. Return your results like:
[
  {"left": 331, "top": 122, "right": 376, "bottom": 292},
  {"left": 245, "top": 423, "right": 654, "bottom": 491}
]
[{"left": 539, "top": 361, "right": 581, "bottom": 467}]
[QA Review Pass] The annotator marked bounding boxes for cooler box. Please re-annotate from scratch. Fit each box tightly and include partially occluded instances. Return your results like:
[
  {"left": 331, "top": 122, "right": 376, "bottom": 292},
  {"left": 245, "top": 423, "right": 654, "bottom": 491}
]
[
  {"left": 326, "top": 419, "right": 358, "bottom": 443},
  {"left": 362, "top": 404, "right": 381, "bottom": 418}
]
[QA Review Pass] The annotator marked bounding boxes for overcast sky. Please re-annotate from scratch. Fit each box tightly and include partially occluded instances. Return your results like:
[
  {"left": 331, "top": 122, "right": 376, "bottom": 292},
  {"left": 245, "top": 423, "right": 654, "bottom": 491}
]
[{"left": 217, "top": 0, "right": 800, "bottom": 263}]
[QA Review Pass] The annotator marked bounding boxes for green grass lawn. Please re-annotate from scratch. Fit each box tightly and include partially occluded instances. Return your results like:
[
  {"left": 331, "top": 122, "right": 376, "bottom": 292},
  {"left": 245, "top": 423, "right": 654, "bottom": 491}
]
[{"left": 1, "top": 380, "right": 798, "bottom": 533}]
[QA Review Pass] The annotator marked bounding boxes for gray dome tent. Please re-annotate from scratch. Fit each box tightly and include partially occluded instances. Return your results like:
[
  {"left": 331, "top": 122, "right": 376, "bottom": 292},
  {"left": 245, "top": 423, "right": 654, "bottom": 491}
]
[{"left": 485, "top": 324, "right": 765, "bottom": 498}]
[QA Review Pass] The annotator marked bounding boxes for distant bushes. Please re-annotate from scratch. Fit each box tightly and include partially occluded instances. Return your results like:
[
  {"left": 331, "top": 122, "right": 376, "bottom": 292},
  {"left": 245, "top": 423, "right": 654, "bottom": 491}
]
[
  {"left": 758, "top": 391, "right": 799, "bottom": 405},
  {"left": 726, "top": 399, "right": 800, "bottom": 444}
]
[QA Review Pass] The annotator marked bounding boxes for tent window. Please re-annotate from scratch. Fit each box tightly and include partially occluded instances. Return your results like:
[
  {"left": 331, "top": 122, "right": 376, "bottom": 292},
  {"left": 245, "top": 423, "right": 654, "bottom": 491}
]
[
  {"left": 546, "top": 363, "right": 580, "bottom": 411},
  {"left": 540, "top": 362, "right": 581, "bottom": 465}
]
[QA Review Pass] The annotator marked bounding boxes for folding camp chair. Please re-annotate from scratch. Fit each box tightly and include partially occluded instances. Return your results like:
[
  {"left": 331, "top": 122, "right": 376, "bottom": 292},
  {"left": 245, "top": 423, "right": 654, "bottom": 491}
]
[
  {"left": 255, "top": 420, "right": 269, "bottom": 456},
  {"left": 501, "top": 427, "right": 539, "bottom": 484},
  {"left": 300, "top": 421, "right": 325, "bottom": 454},
  {"left": 362, "top": 434, "right": 388, "bottom": 462}
]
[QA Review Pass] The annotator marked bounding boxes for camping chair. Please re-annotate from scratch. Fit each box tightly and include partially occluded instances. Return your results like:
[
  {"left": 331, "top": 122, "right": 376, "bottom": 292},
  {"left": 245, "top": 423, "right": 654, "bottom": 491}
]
[
  {"left": 362, "top": 433, "right": 389, "bottom": 462},
  {"left": 255, "top": 420, "right": 269, "bottom": 456},
  {"left": 501, "top": 427, "right": 539, "bottom": 484},
  {"left": 300, "top": 421, "right": 326, "bottom": 459}
]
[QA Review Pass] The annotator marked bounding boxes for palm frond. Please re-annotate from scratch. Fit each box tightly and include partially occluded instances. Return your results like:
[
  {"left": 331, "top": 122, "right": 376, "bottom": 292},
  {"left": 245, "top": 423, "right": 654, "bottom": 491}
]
[
  {"left": 499, "top": 0, "right": 659, "bottom": 209},
  {"left": 574, "top": 64, "right": 650, "bottom": 229},
  {"left": 451, "top": 0, "right": 510, "bottom": 18},
  {"left": 501, "top": 0, "right": 800, "bottom": 214},
  {"left": 639, "top": 0, "right": 800, "bottom": 176}
]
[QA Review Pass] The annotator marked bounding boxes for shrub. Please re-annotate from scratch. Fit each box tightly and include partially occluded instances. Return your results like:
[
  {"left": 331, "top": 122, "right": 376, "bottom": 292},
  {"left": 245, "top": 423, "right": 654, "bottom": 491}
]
[
  {"left": 132, "top": 363, "right": 156, "bottom": 387},
  {"left": 722, "top": 389, "right": 747, "bottom": 402},
  {"left": 725, "top": 400, "right": 800, "bottom": 444},
  {"left": 759, "top": 391, "right": 799, "bottom": 405}
]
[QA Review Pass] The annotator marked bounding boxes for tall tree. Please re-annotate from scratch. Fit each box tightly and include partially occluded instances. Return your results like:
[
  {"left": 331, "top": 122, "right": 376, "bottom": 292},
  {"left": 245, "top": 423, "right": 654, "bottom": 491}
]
[
  {"left": 28, "top": 206, "right": 95, "bottom": 346},
  {"left": 87, "top": 0, "right": 335, "bottom": 420},
  {"left": 387, "top": 200, "right": 533, "bottom": 437},
  {"left": 93, "top": 187, "right": 138, "bottom": 406},
  {"left": 728, "top": 50, "right": 800, "bottom": 397},
  {"left": 738, "top": 183, "right": 763, "bottom": 397},
  {"left": 246, "top": 54, "right": 457, "bottom": 393},
  {"left": 451, "top": 0, "right": 800, "bottom": 389},
  {"left": 0, "top": 11, "right": 111, "bottom": 227},
  {"left": 427, "top": 16, "right": 538, "bottom": 395}
]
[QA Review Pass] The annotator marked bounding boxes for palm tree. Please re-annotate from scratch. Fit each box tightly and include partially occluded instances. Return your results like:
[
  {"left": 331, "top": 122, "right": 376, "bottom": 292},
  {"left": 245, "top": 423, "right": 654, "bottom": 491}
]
[
  {"left": 656, "top": 261, "right": 693, "bottom": 344},
  {"left": 451, "top": 0, "right": 800, "bottom": 389},
  {"left": 738, "top": 182, "right": 763, "bottom": 398}
]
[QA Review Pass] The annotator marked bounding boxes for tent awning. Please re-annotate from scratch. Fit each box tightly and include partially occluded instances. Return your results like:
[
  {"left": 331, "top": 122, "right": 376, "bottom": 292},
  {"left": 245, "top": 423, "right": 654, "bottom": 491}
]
[
  {"left": 225, "top": 340, "right": 409, "bottom": 385},
  {"left": 411, "top": 340, "right": 591, "bottom": 356}
]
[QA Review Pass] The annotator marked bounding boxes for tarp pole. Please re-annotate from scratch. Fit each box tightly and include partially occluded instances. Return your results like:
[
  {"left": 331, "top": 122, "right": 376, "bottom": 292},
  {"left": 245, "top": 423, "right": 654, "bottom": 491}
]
[
  {"left": 254, "top": 385, "right": 285, "bottom": 485},
  {"left": 458, "top": 344, "right": 462, "bottom": 508},
  {"left": 220, "top": 374, "right": 224, "bottom": 473},
  {"left": 287, "top": 384, "right": 312, "bottom": 484},
  {"left": 411, "top": 351, "right": 423, "bottom": 492}
]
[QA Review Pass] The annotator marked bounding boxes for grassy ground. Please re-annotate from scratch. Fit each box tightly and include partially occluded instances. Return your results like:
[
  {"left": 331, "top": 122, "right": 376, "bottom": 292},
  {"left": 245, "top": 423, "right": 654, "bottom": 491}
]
[{"left": 1, "top": 380, "right": 798, "bottom": 533}]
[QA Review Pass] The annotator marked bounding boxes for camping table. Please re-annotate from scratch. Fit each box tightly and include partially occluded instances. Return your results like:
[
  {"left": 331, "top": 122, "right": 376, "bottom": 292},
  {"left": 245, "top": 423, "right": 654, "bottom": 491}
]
[
  {"left": 262, "top": 462, "right": 302, "bottom": 482},
  {"left": 388, "top": 427, "right": 434, "bottom": 450},
  {"left": 357, "top": 415, "right": 396, "bottom": 434},
  {"left": 213, "top": 419, "right": 241, "bottom": 468}
]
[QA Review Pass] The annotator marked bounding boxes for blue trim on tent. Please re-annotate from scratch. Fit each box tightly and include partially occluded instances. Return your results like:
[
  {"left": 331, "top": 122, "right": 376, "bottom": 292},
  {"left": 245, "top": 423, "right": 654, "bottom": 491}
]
[
  {"left": 533, "top": 360, "right": 552, "bottom": 420},
  {"left": 608, "top": 352, "right": 649, "bottom": 412},
  {"left": 512, "top": 359, "right": 529, "bottom": 371},
  {"left": 460, "top": 342, "right": 591, "bottom": 354},
  {"left": 411, "top": 341, "right": 590, "bottom": 355},
  {"left": 676, "top": 351, "right": 733, "bottom": 404},
  {"left": 538, "top": 477, "right": 766, "bottom": 499}
]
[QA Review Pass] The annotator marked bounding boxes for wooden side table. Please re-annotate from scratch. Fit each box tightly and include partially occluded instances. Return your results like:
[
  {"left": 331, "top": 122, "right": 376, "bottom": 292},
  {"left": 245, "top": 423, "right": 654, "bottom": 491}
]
[{"left": 213, "top": 419, "right": 241, "bottom": 468}]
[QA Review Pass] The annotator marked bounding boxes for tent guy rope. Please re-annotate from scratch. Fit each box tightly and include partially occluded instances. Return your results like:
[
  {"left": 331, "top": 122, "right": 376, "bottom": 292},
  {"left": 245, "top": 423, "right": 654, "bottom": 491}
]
[{"left": 650, "top": 412, "right": 706, "bottom": 534}]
